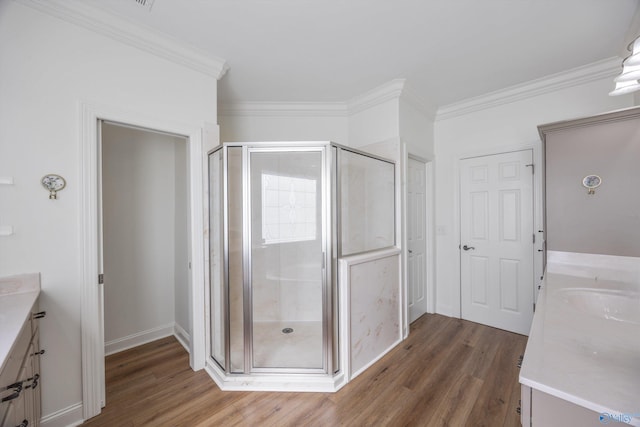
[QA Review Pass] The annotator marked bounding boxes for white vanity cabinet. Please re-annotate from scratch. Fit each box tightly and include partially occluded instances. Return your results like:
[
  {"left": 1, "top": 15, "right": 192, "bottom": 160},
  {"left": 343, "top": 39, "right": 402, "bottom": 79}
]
[{"left": 0, "top": 274, "right": 43, "bottom": 427}]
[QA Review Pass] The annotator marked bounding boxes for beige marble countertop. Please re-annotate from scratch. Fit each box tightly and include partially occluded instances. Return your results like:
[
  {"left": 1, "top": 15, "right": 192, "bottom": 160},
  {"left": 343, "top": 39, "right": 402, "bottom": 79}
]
[{"left": 0, "top": 273, "right": 40, "bottom": 373}]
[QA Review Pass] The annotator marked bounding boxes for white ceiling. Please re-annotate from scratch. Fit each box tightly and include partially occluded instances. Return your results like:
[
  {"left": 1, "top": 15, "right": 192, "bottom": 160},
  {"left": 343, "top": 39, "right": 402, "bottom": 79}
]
[{"left": 85, "top": 0, "right": 639, "bottom": 109}]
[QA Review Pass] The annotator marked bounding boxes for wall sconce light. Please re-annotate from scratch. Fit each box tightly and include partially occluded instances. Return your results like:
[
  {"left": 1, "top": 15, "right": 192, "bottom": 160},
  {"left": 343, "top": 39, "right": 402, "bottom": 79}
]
[
  {"left": 610, "top": 35, "right": 640, "bottom": 96},
  {"left": 582, "top": 175, "right": 601, "bottom": 195},
  {"left": 41, "top": 174, "right": 66, "bottom": 199}
]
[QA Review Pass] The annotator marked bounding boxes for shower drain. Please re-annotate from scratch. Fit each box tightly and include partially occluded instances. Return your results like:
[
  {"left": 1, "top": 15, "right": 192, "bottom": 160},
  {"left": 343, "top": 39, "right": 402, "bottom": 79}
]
[{"left": 282, "top": 327, "right": 294, "bottom": 334}]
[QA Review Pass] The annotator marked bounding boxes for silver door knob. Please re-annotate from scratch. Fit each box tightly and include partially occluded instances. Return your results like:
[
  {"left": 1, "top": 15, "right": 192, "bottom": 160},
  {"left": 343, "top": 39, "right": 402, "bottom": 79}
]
[{"left": 462, "top": 245, "right": 475, "bottom": 251}]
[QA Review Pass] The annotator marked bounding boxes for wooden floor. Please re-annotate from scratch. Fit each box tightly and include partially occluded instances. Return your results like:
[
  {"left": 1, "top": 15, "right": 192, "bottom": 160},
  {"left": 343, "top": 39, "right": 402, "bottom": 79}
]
[{"left": 83, "top": 314, "right": 527, "bottom": 427}]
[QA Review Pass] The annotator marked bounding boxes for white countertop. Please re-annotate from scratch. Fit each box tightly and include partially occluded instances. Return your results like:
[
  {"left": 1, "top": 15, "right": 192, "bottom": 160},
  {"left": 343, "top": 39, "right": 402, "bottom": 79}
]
[
  {"left": 520, "top": 253, "right": 640, "bottom": 426},
  {"left": 0, "top": 273, "right": 40, "bottom": 373}
]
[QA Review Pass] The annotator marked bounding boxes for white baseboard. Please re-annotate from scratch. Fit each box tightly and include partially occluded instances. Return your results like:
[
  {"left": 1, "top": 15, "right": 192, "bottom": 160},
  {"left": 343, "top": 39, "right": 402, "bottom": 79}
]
[
  {"left": 435, "top": 303, "right": 453, "bottom": 317},
  {"left": 105, "top": 323, "right": 174, "bottom": 356},
  {"left": 205, "top": 362, "right": 346, "bottom": 392},
  {"left": 41, "top": 402, "right": 83, "bottom": 427},
  {"left": 173, "top": 323, "right": 191, "bottom": 353}
]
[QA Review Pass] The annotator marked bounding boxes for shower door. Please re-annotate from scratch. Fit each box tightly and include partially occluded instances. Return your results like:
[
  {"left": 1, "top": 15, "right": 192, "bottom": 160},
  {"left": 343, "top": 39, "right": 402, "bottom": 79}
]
[{"left": 248, "top": 147, "right": 328, "bottom": 372}]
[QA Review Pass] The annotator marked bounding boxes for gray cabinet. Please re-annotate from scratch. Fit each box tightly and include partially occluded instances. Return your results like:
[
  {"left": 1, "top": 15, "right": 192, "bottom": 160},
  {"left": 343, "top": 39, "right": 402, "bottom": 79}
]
[
  {"left": 0, "top": 300, "right": 43, "bottom": 427},
  {"left": 521, "top": 384, "right": 613, "bottom": 427}
]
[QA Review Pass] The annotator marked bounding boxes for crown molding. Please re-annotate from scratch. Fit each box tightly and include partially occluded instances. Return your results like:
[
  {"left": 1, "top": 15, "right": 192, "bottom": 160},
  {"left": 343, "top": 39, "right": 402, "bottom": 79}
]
[
  {"left": 435, "top": 57, "right": 621, "bottom": 121},
  {"left": 218, "top": 101, "right": 349, "bottom": 117},
  {"left": 346, "top": 78, "right": 436, "bottom": 118},
  {"left": 219, "top": 78, "right": 436, "bottom": 119},
  {"left": 347, "top": 79, "right": 406, "bottom": 115},
  {"left": 15, "top": 0, "right": 229, "bottom": 79},
  {"left": 398, "top": 82, "right": 437, "bottom": 120},
  {"left": 538, "top": 105, "right": 640, "bottom": 140},
  {"left": 218, "top": 79, "right": 408, "bottom": 118}
]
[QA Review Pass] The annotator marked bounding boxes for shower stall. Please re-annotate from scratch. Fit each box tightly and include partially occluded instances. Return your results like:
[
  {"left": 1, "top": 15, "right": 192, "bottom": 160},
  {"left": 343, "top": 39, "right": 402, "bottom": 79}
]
[{"left": 207, "top": 141, "right": 396, "bottom": 391}]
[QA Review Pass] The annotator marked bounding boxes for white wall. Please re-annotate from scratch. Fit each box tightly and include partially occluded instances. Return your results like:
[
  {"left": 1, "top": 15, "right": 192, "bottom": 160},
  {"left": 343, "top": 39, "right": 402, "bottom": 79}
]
[
  {"left": 0, "top": 2, "right": 217, "bottom": 422},
  {"left": 348, "top": 99, "right": 401, "bottom": 148},
  {"left": 399, "top": 98, "right": 435, "bottom": 160},
  {"left": 433, "top": 77, "right": 634, "bottom": 316},
  {"left": 219, "top": 101, "right": 403, "bottom": 150},
  {"left": 219, "top": 114, "right": 348, "bottom": 144},
  {"left": 218, "top": 83, "right": 435, "bottom": 158},
  {"left": 102, "top": 124, "right": 188, "bottom": 353}
]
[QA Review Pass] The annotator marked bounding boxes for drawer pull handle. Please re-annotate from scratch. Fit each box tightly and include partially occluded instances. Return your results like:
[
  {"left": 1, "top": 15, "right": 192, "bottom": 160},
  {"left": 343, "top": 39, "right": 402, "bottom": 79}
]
[
  {"left": 1, "top": 381, "right": 23, "bottom": 392},
  {"left": 33, "top": 349, "right": 45, "bottom": 356},
  {"left": 33, "top": 311, "right": 46, "bottom": 319},
  {"left": 16, "top": 420, "right": 29, "bottom": 427},
  {"left": 1, "top": 389, "right": 21, "bottom": 403},
  {"left": 25, "top": 374, "right": 39, "bottom": 390}
]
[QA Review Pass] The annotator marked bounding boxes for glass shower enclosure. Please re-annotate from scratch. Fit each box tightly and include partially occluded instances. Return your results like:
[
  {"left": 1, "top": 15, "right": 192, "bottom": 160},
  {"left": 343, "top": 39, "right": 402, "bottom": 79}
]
[{"left": 208, "top": 141, "right": 395, "bottom": 388}]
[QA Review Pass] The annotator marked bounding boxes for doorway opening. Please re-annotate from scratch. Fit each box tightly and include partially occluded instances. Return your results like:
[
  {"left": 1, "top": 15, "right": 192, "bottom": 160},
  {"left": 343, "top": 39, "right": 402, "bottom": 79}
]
[
  {"left": 100, "top": 122, "right": 191, "bottom": 359},
  {"left": 80, "top": 103, "right": 208, "bottom": 420}
]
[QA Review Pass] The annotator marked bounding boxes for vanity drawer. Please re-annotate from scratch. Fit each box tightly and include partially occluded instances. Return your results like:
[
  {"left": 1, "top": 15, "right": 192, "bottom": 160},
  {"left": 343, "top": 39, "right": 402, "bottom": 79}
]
[
  {"left": 0, "top": 320, "right": 31, "bottom": 426},
  {"left": 0, "top": 321, "right": 31, "bottom": 385}
]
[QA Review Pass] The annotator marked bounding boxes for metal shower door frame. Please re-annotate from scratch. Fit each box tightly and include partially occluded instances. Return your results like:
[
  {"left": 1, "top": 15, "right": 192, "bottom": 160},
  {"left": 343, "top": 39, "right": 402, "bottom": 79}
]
[{"left": 244, "top": 143, "right": 332, "bottom": 375}]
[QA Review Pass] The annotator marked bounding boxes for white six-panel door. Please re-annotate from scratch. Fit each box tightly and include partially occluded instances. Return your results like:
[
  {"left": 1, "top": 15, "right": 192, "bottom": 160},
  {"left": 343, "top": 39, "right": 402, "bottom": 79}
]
[
  {"left": 460, "top": 150, "right": 534, "bottom": 335},
  {"left": 408, "top": 157, "right": 427, "bottom": 323}
]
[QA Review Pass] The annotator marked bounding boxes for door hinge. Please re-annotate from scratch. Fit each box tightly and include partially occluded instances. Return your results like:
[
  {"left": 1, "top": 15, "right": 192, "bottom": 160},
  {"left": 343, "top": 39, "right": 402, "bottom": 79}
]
[
  {"left": 533, "top": 303, "right": 536, "bottom": 312},
  {"left": 533, "top": 234, "right": 535, "bottom": 244},
  {"left": 98, "top": 274, "right": 104, "bottom": 285},
  {"left": 525, "top": 164, "right": 534, "bottom": 174}
]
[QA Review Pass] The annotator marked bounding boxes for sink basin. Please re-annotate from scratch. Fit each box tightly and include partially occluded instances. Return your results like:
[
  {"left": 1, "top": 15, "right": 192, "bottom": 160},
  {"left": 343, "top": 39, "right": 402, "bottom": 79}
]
[{"left": 554, "top": 288, "right": 640, "bottom": 325}]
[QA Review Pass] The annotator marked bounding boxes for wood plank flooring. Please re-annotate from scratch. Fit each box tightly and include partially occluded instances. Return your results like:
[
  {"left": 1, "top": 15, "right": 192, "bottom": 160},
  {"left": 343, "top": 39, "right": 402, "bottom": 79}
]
[{"left": 82, "top": 314, "right": 527, "bottom": 427}]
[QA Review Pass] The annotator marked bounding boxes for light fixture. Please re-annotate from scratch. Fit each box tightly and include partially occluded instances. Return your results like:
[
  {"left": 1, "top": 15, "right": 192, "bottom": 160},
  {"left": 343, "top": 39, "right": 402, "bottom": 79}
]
[
  {"left": 610, "top": 79, "right": 640, "bottom": 96},
  {"left": 582, "top": 174, "right": 601, "bottom": 195},
  {"left": 41, "top": 174, "right": 66, "bottom": 199},
  {"left": 610, "top": 35, "right": 640, "bottom": 96}
]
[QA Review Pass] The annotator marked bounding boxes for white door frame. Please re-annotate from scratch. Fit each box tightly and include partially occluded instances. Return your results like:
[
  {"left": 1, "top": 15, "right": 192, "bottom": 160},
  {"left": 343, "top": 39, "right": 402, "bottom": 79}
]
[
  {"left": 79, "top": 101, "right": 210, "bottom": 419},
  {"left": 452, "top": 142, "right": 544, "bottom": 318}
]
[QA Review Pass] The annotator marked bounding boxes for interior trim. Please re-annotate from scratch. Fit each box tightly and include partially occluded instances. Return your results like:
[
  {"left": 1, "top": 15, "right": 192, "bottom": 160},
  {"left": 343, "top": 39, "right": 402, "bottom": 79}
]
[{"left": 16, "top": 0, "right": 228, "bottom": 79}]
